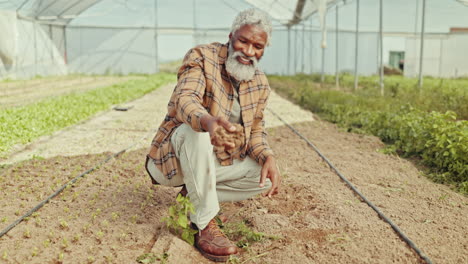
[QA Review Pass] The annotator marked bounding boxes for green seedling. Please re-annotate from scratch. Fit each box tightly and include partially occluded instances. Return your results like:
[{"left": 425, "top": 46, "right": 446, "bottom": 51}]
[
  {"left": 58, "top": 252, "right": 64, "bottom": 262},
  {"left": 119, "top": 231, "right": 127, "bottom": 241},
  {"left": 130, "top": 214, "right": 139, "bottom": 224},
  {"left": 34, "top": 217, "right": 42, "bottom": 226},
  {"left": 73, "top": 234, "right": 81, "bottom": 243},
  {"left": 31, "top": 247, "right": 39, "bottom": 257},
  {"left": 111, "top": 212, "right": 120, "bottom": 221},
  {"left": 96, "top": 230, "right": 104, "bottom": 241},
  {"left": 161, "top": 194, "right": 198, "bottom": 245},
  {"left": 101, "top": 220, "right": 109, "bottom": 228},
  {"left": 62, "top": 238, "right": 69, "bottom": 249},
  {"left": 83, "top": 223, "right": 91, "bottom": 232},
  {"left": 87, "top": 256, "right": 95, "bottom": 263},
  {"left": 0, "top": 74, "right": 175, "bottom": 156},
  {"left": 2, "top": 251, "right": 7, "bottom": 260},
  {"left": 136, "top": 252, "right": 168, "bottom": 264},
  {"left": 223, "top": 220, "right": 280, "bottom": 249},
  {"left": 47, "top": 231, "right": 55, "bottom": 240},
  {"left": 23, "top": 228, "right": 31, "bottom": 238},
  {"left": 59, "top": 219, "right": 69, "bottom": 229},
  {"left": 71, "top": 191, "right": 80, "bottom": 202},
  {"left": 43, "top": 239, "right": 51, "bottom": 248}
]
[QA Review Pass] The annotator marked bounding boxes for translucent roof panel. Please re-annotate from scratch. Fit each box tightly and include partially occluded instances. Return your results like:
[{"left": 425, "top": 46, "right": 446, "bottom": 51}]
[
  {"left": 317, "top": 0, "right": 468, "bottom": 33},
  {"left": 69, "top": 0, "right": 283, "bottom": 29},
  {"left": 0, "top": 0, "right": 467, "bottom": 31},
  {"left": 1, "top": 0, "right": 99, "bottom": 24},
  {"left": 245, "top": 0, "right": 336, "bottom": 25},
  {"left": 31, "top": 0, "right": 99, "bottom": 18}
]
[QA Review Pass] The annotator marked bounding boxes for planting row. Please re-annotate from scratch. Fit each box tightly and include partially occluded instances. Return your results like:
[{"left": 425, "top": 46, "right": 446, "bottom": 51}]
[
  {"left": 0, "top": 73, "right": 175, "bottom": 156},
  {"left": 269, "top": 74, "right": 468, "bottom": 194}
]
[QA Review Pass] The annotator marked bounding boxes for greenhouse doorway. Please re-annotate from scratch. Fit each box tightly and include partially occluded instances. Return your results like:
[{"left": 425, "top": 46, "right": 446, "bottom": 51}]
[{"left": 389, "top": 51, "right": 405, "bottom": 71}]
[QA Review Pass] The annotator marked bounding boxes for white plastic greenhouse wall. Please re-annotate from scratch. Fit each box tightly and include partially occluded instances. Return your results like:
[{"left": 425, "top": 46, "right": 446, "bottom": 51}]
[{"left": 1, "top": 0, "right": 468, "bottom": 80}]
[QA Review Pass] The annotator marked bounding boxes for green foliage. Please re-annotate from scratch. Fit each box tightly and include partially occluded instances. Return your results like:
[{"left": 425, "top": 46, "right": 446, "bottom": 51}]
[
  {"left": 269, "top": 74, "right": 468, "bottom": 194},
  {"left": 269, "top": 74, "right": 468, "bottom": 120},
  {"left": 0, "top": 73, "right": 175, "bottom": 156},
  {"left": 136, "top": 252, "right": 168, "bottom": 264},
  {"left": 161, "top": 194, "right": 198, "bottom": 245},
  {"left": 223, "top": 220, "right": 279, "bottom": 248}
]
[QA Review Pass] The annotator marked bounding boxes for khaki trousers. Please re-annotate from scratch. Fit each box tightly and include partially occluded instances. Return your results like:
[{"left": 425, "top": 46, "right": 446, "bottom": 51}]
[{"left": 146, "top": 124, "right": 271, "bottom": 230}]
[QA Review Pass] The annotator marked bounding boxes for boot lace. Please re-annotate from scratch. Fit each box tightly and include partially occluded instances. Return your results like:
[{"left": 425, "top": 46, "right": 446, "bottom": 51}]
[{"left": 207, "top": 219, "right": 226, "bottom": 238}]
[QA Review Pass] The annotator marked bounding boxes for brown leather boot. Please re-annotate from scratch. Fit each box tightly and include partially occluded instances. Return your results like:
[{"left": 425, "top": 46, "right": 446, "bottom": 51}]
[
  {"left": 194, "top": 219, "right": 238, "bottom": 262},
  {"left": 177, "top": 185, "right": 188, "bottom": 198}
]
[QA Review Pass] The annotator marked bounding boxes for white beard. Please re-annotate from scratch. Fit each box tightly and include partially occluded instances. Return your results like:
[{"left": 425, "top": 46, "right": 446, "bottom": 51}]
[{"left": 225, "top": 43, "right": 259, "bottom": 82}]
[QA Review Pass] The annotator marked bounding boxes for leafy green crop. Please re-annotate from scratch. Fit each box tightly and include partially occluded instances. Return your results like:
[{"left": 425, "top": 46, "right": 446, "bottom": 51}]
[
  {"left": 161, "top": 194, "right": 198, "bottom": 245},
  {"left": 136, "top": 252, "right": 168, "bottom": 264},
  {"left": 0, "top": 73, "right": 175, "bottom": 156},
  {"left": 269, "top": 74, "right": 468, "bottom": 120},
  {"left": 223, "top": 220, "right": 279, "bottom": 249},
  {"left": 269, "top": 74, "right": 468, "bottom": 194}
]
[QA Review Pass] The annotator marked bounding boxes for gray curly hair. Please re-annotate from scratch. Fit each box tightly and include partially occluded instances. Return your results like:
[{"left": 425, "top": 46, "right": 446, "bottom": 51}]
[{"left": 231, "top": 8, "right": 273, "bottom": 46}]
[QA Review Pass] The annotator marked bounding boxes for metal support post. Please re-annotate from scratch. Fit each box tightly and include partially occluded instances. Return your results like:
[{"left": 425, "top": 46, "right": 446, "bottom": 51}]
[
  {"left": 287, "top": 26, "right": 291, "bottom": 75},
  {"left": 302, "top": 23, "right": 305, "bottom": 73},
  {"left": 353, "top": 0, "right": 360, "bottom": 91},
  {"left": 379, "top": 0, "right": 384, "bottom": 95},
  {"left": 335, "top": 3, "right": 339, "bottom": 88},
  {"left": 294, "top": 26, "right": 298, "bottom": 75},
  {"left": 321, "top": 46, "right": 325, "bottom": 86},
  {"left": 418, "top": 0, "right": 426, "bottom": 88},
  {"left": 154, "top": 0, "right": 159, "bottom": 73},
  {"left": 310, "top": 18, "right": 313, "bottom": 74}
]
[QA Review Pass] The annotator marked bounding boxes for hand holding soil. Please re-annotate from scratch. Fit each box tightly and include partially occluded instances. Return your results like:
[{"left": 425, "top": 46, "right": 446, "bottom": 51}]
[{"left": 213, "top": 123, "right": 244, "bottom": 152}]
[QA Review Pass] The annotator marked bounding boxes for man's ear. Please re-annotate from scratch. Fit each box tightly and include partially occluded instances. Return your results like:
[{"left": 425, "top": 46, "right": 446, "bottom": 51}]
[{"left": 228, "top": 32, "right": 232, "bottom": 40}]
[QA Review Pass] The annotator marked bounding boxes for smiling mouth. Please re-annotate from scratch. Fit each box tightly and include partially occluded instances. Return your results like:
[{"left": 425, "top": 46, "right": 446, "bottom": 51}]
[{"left": 237, "top": 56, "right": 252, "bottom": 65}]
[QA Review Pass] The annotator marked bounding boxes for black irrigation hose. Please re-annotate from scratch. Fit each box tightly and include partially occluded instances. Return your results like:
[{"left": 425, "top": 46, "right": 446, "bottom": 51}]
[
  {"left": 0, "top": 119, "right": 158, "bottom": 239},
  {"left": 0, "top": 149, "right": 127, "bottom": 238},
  {"left": 267, "top": 108, "right": 433, "bottom": 264}
]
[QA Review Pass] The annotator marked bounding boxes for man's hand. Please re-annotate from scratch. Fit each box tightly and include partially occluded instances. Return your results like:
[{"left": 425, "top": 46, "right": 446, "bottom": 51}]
[
  {"left": 260, "top": 156, "right": 281, "bottom": 198},
  {"left": 200, "top": 114, "right": 236, "bottom": 149}
]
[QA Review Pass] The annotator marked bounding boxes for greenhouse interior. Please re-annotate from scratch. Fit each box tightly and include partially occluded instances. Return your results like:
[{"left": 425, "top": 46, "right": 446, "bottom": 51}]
[
  {"left": 1, "top": 0, "right": 468, "bottom": 80},
  {"left": 0, "top": 1, "right": 467, "bottom": 263}
]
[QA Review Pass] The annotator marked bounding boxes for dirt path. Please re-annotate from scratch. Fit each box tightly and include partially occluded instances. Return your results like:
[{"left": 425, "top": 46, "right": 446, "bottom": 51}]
[
  {"left": 1, "top": 82, "right": 314, "bottom": 165},
  {"left": 0, "top": 82, "right": 467, "bottom": 263}
]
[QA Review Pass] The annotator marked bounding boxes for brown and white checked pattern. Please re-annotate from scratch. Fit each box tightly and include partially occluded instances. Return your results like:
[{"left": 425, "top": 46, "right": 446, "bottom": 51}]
[{"left": 148, "top": 42, "right": 274, "bottom": 179}]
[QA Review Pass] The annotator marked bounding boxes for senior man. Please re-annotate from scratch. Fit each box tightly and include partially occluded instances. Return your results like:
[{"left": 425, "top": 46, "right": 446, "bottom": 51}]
[{"left": 146, "top": 8, "right": 280, "bottom": 262}]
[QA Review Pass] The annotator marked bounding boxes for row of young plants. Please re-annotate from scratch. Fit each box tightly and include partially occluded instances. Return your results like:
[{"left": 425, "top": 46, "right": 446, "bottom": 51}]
[
  {"left": 269, "top": 74, "right": 468, "bottom": 194},
  {"left": 284, "top": 74, "right": 468, "bottom": 120},
  {"left": 0, "top": 73, "right": 175, "bottom": 157}
]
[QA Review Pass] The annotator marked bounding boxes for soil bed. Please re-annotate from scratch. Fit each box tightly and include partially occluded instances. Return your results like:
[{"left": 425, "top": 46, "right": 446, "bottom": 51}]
[
  {"left": 0, "top": 76, "right": 142, "bottom": 108},
  {"left": 0, "top": 120, "right": 466, "bottom": 263}
]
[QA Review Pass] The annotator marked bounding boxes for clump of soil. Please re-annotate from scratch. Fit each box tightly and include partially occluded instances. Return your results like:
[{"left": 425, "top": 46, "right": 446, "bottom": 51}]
[{"left": 214, "top": 123, "right": 244, "bottom": 151}]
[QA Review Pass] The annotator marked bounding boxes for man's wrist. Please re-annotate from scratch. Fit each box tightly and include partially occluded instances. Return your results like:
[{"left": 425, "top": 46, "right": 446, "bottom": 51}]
[{"left": 200, "top": 114, "right": 214, "bottom": 132}]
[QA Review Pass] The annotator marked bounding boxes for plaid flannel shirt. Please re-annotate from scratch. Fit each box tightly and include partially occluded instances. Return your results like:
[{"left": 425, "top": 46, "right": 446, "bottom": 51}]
[{"left": 148, "top": 42, "right": 274, "bottom": 179}]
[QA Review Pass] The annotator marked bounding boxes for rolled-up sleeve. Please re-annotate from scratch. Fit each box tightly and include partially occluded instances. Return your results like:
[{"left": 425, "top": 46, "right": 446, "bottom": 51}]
[
  {"left": 174, "top": 48, "right": 209, "bottom": 132},
  {"left": 247, "top": 84, "right": 274, "bottom": 166}
]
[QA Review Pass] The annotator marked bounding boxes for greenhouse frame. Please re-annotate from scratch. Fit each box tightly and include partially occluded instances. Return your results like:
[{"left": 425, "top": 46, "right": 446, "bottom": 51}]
[{"left": 1, "top": 0, "right": 468, "bottom": 87}]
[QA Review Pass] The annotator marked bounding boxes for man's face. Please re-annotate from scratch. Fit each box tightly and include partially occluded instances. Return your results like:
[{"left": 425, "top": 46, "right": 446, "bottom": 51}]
[{"left": 225, "top": 24, "right": 268, "bottom": 81}]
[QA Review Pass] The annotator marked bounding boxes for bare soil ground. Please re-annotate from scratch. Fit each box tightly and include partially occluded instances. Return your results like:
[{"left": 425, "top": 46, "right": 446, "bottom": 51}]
[{"left": 0, "top": 81, "right": 467, "bottom": 263}]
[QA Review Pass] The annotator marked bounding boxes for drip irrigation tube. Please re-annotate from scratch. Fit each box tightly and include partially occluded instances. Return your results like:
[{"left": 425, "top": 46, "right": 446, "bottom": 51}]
[
  {"left": 0, "top": 149, "right": 126, "bottom": 238},
  {"left": 0, "top": 106, "right": 434, "bottom": 264},
  {"left": 267, "top": 107, "right": 433, "bottom": 264},
  {"left": 0, "top": 129, "right": 155, "bottom": 239}
]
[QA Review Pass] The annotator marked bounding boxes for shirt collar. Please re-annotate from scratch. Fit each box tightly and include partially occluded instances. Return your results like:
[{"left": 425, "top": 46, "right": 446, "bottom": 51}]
[{"left": 218, "top": 42, "right": 229, "bottom": 65}]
